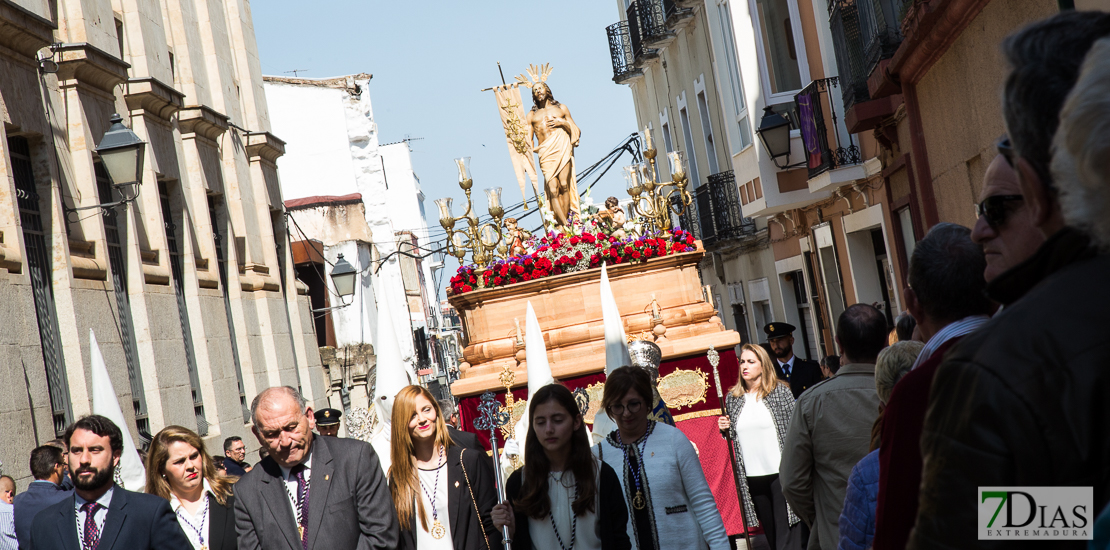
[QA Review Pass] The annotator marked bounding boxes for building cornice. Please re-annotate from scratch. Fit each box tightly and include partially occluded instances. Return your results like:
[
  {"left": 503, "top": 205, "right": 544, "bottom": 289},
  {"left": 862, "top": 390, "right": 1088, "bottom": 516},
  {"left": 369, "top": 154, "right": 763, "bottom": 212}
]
[
  {"left": 245, "top": 131, "right": 285, "bottom": 164},
  {"left": 178, "top": 105, "right": 230, "bottom": 141},
  {"left": 0, "top": 0, "right": 55, "bottom": 58},
  {"left": 55, "top": 42, "right": 129, "bottom": 94},
  {"left": 124, "top": 77, "right": 185, "bottom": 121}
]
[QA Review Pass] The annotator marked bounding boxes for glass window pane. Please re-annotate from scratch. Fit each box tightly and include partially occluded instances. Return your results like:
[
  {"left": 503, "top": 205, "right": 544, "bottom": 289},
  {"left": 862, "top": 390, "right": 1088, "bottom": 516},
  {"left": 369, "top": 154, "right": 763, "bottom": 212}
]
[{"left": 756, "top": 0, "right": 803, "bottom": 94}]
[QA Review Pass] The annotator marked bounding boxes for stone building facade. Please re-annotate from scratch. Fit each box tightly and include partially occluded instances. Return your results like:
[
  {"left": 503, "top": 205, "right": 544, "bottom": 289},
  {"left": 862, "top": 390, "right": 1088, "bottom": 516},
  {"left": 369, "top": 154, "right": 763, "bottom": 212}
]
[{"left": 0, "top": 0, "right": 324, "bottom": 485}]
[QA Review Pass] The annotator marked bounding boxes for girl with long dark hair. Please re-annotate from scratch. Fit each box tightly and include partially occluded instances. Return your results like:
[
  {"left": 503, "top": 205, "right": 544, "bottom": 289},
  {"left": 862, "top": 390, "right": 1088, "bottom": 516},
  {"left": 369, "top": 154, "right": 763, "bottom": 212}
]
[
  {"left": 388, "top": 385, "right": 502, "bottom": 550},
  {"left": 491, "top": 384, "right": 631, "bottom": 550}
]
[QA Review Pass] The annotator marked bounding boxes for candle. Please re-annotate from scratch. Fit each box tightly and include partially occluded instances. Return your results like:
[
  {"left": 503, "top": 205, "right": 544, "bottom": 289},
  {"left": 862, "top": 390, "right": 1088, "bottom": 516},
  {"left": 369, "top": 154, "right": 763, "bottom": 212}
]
[{"left": 643, "top": 126, "right": 653, "bottom": 151}]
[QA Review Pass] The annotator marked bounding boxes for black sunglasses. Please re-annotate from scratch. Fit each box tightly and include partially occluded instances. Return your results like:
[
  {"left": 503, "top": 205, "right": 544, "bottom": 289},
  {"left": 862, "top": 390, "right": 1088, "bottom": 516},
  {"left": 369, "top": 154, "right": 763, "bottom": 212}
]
[
  {"left": 976, "top": 195, "right": 1024, "bottom": 227},
  {"left": 997, "top": 137, "right": 1016, "bottom": 168}
]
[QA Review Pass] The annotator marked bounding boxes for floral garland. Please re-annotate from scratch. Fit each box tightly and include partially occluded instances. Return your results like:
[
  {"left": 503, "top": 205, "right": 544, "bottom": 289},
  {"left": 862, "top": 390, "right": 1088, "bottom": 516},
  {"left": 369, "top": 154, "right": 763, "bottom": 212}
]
[{"left": 449, "top": 228, "right": 697, "bottom": 295}]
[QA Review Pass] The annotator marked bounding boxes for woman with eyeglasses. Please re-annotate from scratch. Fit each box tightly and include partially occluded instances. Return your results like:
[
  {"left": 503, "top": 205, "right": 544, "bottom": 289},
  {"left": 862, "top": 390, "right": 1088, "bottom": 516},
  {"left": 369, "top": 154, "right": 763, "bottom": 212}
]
[
  {"left": 145, "top": 426, "right": 238, "bottom": 550},
  {"left": 717, "top": 344, "right": 804, "bottom": 550},
  {"left": 593, "top": 366, "right": 729, "bottom": 550},
  {"left": 389, "top": 385, "right": 502, "bottom": 550},
  {"left": 491, "top": 383, "right": 631, "bottom": 549}
]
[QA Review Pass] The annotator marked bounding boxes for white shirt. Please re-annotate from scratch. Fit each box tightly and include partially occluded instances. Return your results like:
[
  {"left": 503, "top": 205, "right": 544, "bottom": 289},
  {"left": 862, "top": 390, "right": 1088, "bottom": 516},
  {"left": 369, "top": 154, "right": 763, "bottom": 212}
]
[
  {"left": 527, "top": 471, "right": 601, "bottom": 550},
  {"left": 279, "top": 451, "right": 313, "bottom": 527},
  {"left": 779, "top": 355, "right": 796, "bottom": 377},
  {"left": 414, "top": 461, "right": 453, "bottom": 550},
  {"left": 735, "top": 394, "right": 781, "bottom": 477},
  {"left": 74, "top": 485, "right": 114, "bottom": 549},
  {"left": 910, "top": 315, "right": 990, "bottom": 370},
  {"left": 169, "top": 479, "right": 213, "bottom": 550}
]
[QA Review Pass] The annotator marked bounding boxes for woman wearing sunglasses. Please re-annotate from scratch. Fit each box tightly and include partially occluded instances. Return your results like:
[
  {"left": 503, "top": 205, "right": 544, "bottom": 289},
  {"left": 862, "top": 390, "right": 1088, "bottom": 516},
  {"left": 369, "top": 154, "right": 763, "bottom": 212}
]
[
  {"left": 594, "top": 366, "right": 729, "bottom": 550},
  {"left": 970, "top": 147, "right": 1045, "bottom": 282}
]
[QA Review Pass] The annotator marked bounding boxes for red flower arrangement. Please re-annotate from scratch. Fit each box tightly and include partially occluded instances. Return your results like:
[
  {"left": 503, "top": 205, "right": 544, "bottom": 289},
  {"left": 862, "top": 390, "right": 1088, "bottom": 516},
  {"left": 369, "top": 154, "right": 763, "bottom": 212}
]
[{"left": 449, "top": 228, "right": 698, "bottom": 295}]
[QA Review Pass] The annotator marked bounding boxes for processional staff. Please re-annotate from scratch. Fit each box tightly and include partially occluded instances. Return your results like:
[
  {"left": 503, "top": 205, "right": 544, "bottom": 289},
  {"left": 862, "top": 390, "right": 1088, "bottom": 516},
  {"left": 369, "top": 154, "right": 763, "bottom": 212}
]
[
  {"left": 474, "top": 390, "right": 513, "bottom": 550},
  {"left": 709, "top": 347, "right": 755, "bottom": 550}
]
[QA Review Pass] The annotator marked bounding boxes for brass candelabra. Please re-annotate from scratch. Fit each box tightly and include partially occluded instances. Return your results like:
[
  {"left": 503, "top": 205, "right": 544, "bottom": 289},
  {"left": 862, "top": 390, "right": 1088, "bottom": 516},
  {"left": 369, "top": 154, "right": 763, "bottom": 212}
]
[
  {"left": 436, "top": 157, "right": 507, "bottom": 266},
  {"left": 625, "top": 127, "right": 693, "bottom": 232}
]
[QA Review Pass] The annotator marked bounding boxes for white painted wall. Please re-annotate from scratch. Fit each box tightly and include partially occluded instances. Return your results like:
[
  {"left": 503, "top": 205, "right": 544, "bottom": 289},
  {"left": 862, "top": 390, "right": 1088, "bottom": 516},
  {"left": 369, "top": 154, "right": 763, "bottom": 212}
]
[{"left": 266, "top": 76, "right": 427, "bottom": 364}]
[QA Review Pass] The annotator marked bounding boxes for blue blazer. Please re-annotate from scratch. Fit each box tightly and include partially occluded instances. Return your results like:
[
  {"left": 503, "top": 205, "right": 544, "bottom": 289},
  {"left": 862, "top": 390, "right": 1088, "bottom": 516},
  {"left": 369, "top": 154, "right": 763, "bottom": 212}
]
[
  {"left": 28, "top": 485, "right": 191, "bottom": 550},
  {"left": 13, "top": 481, "right": 72, "bottom": 549}
]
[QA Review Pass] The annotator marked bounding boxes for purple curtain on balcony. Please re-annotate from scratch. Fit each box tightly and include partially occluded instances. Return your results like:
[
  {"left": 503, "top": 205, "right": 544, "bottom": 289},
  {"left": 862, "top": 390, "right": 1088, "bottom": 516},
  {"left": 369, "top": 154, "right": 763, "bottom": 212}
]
[{"left": 797, "top": 93, "right": 822, "bottom": 169}]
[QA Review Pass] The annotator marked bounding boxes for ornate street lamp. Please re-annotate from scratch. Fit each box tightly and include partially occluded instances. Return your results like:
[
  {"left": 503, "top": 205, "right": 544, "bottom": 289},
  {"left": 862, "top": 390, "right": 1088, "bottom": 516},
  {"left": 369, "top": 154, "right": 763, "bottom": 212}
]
[
  {"left": 95, "top": 114, "right": 146, "bottom": 194},
  {"left": 330, "top": 254, "right": 358, "bottom": 299},
  {"left": 756, "top": 106, "right": 795, "bottom": 169}
]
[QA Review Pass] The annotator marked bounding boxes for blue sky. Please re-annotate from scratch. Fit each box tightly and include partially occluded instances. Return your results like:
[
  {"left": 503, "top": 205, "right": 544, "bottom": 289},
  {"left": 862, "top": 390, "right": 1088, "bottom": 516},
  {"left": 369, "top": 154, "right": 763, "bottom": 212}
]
[{"left": 253, "top": 1, "right": 639, "bottom": 296}]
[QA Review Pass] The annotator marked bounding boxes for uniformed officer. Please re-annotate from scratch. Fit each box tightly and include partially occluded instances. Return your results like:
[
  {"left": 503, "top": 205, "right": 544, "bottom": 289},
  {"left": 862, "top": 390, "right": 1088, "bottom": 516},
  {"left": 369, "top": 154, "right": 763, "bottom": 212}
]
[
  {"left": 764, "top": 322, "right": 823, "bottom": 399},
  {"left": 314, "top": 407, "right": 343, "bottom": 437}
]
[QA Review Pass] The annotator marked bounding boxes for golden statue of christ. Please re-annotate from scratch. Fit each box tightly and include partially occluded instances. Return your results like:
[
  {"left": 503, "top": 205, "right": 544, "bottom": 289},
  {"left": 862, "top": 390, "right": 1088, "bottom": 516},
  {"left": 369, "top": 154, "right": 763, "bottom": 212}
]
[{"left": 518, "top": 64, "right": 581, "bottom": 228}]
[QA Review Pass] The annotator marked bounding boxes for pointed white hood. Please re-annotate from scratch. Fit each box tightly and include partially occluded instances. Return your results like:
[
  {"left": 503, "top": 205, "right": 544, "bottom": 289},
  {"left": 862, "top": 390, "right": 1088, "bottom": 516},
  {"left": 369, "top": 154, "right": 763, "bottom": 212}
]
[
  {"left": 592, "top": 263, "right": 630, "bottom": 444},
  {"left": 89, "top": 329, "right": 146, "bottom": 491},
  {"left": 513, "top": 301, "right": 555, "bottom": 442},
  {"left": 370, "top": 290, "right": 413, "bottom": 475}
]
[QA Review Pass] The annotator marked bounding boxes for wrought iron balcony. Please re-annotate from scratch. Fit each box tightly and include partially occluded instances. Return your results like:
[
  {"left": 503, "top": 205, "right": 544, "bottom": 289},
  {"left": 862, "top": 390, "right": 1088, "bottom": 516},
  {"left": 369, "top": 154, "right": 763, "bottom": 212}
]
[
  {"left": 693, "top": 171, "right": 757, "bottom": 247},
  {"left": 633, "top": 0, "right": 677, "bottom": 45},
  {"left": 795, "top": 77, "right": 862, "bottom": 179},
  {"left": 828, "top": 0, "right": 912, "bottom": 111},
  {"left": 606, "top": 21, "right": 642, "bottom": 83}
]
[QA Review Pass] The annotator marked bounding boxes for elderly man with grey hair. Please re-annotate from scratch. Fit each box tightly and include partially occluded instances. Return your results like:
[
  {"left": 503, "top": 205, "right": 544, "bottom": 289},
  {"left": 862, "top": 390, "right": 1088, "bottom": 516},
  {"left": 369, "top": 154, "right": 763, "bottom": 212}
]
[
  {"left": 233, "top": 386, "right": 399, "bottom": 550},
  {"left": 907, "top": 13, "right": 1110, "bottom": 549}
]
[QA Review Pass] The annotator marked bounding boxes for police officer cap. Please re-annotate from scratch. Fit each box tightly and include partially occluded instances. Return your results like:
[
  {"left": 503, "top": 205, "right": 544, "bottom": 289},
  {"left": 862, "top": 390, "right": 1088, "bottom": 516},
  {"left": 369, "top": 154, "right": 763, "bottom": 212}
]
[
  {"left": 764, "top": 322, "right": 797, "bottom": 339},
  {"left": 314, "top": 408, "right": 342, "bottom": 426}
]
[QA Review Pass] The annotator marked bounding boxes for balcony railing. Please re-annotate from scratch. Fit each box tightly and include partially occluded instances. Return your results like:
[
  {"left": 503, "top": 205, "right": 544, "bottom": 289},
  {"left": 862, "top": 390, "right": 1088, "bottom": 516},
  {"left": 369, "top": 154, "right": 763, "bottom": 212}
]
[
  {"left": 692, "top": 171, "right": 757, "bottom": 247},
  {"left": 606, "top": 21, "right": 641, "bottom": 83},
  {"left": 634, "top": 0, "right": 678, "bottom": 45},
  {"left": 829, "top": 0, "right": 912, "bottom": 111},
  {"left": 795, "top": 77, "right": 862, "bottom": 179}
]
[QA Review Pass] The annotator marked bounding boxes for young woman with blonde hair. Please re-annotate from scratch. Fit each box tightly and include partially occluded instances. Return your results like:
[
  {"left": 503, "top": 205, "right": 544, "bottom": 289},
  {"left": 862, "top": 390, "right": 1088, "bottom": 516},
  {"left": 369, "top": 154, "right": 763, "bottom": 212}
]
[
  {"left": 717, "top": 344, "right": 804, "bottom": 550},
  {"left": 389, "top": 385, "right": 501, "bottom": 550},
  {"left": 146, "top": 425, "right": 238, "bottom": 550}
]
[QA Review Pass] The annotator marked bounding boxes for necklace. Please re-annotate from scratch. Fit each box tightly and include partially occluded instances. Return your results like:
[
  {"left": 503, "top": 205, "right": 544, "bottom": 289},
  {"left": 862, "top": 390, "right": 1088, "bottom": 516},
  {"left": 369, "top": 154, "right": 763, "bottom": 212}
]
[
  {"left": 617, "top": 425, "right": 652, "bottom": 510},
  {"left": 175, "top": 494, "right": 211, "bottom": 550},
  {"left": 283, "top": 469, "right": 308, "bottom": 539},
  {"left": 418, "top": 445, "right": 447, "bottom": 539},
  {"left": 550, "top": 481, "right": 578, "bottom": 550},
  {"left": 549, "top": 471, "right": 575, "bottom": 489}
]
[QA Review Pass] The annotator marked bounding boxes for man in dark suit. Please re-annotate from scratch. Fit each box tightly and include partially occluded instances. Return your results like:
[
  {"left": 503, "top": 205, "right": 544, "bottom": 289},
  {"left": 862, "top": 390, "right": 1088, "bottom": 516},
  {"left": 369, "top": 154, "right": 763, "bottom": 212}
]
[
  {"left": 764, "top": 322, "right": 823, "bottom": 399},
  {"left": 234, "top": 386, "right": 399, "bottom": 550},
  {"left": 28, "top": 415, "right": 191, "bottom": 550},
  {"left": 13, "top": 445, "right": 72, "bottom": 548},
  {"left": 223, "top": 436, "right": 252, "bottom": 477},
  {"left": 439, "top": 399, "right": 485, "bottom": 453}
]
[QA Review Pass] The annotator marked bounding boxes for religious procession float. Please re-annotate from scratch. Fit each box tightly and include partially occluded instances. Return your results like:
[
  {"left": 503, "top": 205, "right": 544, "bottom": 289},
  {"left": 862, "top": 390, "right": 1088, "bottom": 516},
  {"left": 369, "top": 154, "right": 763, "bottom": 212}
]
[{"left": 434, "top": 64, "right": 749, "bottom": 537}]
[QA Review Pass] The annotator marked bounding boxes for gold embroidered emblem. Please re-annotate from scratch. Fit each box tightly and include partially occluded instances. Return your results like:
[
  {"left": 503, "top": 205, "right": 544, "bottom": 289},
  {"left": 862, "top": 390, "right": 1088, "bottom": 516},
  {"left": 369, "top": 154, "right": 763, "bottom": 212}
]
[{"left": 657, "top": 368, "right": 709, "bottom": 409}]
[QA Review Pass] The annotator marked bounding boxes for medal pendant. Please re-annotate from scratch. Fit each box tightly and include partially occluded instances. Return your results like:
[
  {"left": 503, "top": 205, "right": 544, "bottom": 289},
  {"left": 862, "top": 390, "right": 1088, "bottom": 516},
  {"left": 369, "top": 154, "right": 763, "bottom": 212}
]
[
  {"left": 431, "top": 519, "right": 447, "bottom": 539},
  {"left": 633, "top": 490, "right": 646, "bottom": 510},
  {"left": 200, "top": 546, "right": 207, "bottom": 550},
  {"left": 298, "top": 525, "right": 305, "bottom": 539}
]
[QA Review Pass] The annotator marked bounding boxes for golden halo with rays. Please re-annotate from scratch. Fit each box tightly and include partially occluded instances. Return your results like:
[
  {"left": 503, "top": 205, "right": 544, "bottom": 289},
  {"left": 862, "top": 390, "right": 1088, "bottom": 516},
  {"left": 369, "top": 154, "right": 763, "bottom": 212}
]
[{"left": 514, "top": 63, "right": 553, "bottom": 89}]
